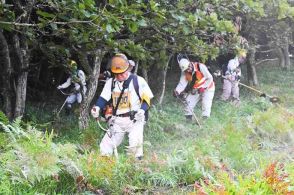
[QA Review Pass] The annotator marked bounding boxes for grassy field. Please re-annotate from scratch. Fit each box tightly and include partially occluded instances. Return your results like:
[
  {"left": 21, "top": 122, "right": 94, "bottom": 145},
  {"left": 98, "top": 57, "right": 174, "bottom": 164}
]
[{"left": 0, "top": 64, "right": 293, "bottom": 194}]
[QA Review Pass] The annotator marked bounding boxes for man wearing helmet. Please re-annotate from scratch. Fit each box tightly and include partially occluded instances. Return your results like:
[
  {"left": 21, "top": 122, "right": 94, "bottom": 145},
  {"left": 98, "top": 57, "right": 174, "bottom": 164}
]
[
  {"left": 221, "top": 50, "right": 247, "bottom": 103},
  {"left": 57, "top": 60, "right": 87, "bottom": 113},
  {"left": 91, "top": 53, "right": 153, "bottom": 160},
  {"left": 174, "top": 57, "right": 215, "bottom": 120}
]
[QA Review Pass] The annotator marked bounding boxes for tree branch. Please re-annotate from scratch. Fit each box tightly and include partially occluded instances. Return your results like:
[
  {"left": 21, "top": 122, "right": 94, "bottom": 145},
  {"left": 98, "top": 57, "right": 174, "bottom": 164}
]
[
  {"left": 255, "top": 58, "right": 278, "bottom": 65},
  {"left": 0, "top": 20, "right": 99, "bottom": 27}
]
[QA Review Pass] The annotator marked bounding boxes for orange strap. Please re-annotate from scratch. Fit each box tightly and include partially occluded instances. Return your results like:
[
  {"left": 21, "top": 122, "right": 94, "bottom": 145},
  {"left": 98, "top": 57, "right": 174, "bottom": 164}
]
[{"left": 192, "top": 62, "right": 214, "bottom": 89}]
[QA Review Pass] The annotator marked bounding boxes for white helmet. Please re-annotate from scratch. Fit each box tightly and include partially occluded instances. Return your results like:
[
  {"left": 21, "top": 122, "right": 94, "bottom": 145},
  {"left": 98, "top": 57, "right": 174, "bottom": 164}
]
[
  {"left": 128, "top": 60, "right": 135, "bottom": 67},
  {"left": 179, "top": 58, "right": 190, "bottom": 72}
]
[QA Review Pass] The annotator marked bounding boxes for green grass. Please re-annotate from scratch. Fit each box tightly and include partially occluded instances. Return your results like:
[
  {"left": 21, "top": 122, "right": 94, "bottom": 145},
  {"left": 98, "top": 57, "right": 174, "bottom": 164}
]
[{"left": 0, "top": 64, "right": 293, "bottom": 194}]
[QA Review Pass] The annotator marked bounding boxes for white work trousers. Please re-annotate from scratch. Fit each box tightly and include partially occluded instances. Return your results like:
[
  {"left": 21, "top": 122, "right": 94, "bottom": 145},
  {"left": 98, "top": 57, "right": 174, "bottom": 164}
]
[
  {"left": 184, "top": 89, "right": 215, "bottom": 117},
  {"left": 221, "top": 79, "right": 239, "bottom": 101},
  {"left": 66, "top": 93, "right": 82, "bottom": 104},
  {"left": 100, "top": 116, "right": 144, "bottom": 158}
]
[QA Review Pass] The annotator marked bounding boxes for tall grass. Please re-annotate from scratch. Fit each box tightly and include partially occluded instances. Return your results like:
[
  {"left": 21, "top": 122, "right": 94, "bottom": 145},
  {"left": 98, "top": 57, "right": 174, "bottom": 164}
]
[{"left": 0, "top": 65, "right": 293, "bottom": 194}]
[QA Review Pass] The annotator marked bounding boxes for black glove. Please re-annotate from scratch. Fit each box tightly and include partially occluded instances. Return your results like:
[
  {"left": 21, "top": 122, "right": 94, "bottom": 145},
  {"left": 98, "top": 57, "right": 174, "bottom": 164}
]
[
  {"left": 173, "top": 89, "right": 179, "bottom": 97},
  {"left": 236, "top": 75, "right": 241, "bottom": 81},
  {"left": 103, "top": 71, "right": 111, "bottom": 79}
]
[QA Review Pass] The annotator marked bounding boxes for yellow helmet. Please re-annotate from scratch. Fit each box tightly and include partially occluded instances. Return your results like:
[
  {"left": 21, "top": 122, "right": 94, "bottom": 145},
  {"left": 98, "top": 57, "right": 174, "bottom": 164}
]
[
  {"left": 68, "top": 60, "right": 77, "bottom": 71},
  {"left": 110, "top": 54, "right": 129, "bottom": 74},
  {"left": 69, "top": 60, "right": 77, "bottom": 66},
  {"left": 238, "top": 49, "right": 247, "bottom": 58}
]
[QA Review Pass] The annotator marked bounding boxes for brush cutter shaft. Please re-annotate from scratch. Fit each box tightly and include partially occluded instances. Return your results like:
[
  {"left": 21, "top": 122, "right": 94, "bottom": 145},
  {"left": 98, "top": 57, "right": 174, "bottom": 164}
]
[
  {"left": 238, "top": 82, "right": 264, "bottom": 95},
  {"left": 221, "top": 75, "right": 279, "bottom": 102},
  {"left": 176, "top": 94, "right": 201, "bottom": 128},
  {"left": 57, "top": 99, "right": 67, "bottom": 116}
]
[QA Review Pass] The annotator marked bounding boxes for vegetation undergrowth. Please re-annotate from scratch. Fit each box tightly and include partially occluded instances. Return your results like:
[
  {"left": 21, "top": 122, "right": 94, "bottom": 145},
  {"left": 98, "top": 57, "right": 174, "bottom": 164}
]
[{"left": 0, "top": 66, "right": 293, "bottom": 194}]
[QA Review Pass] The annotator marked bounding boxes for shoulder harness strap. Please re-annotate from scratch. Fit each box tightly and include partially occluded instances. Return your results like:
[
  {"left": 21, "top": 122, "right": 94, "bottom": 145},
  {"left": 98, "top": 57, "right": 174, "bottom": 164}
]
[{"left": 112, "top": 74, "right": 138, "bottom": 115}]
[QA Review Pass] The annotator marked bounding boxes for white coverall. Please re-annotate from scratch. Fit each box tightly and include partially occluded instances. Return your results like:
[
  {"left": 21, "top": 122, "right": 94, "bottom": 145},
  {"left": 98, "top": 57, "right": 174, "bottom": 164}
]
[
  {"left": 99, "top": 73, "right": 153, "bottom": 158},
  {"left": 221, "top": 57, "right": 241, "bottom": 101},
  {"left": 58, "top": 70, "right": 87, "bottom": 105},
  {"left": 175, "top": 63, "right": 215, "bottom": 117}
]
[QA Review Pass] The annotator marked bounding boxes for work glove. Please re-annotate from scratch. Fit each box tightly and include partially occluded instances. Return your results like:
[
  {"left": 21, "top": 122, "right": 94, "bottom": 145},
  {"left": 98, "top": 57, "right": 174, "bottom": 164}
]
[
  {"left": 173, "top": 89, "right": 180, "bottom": 97},
  {"left": 57, "top": 85, "right": 62, "bottom": 90},
  {"left": 235, "top": 75, "right": 241, "bottom": 82},
  {"left": 198, "top": 87, "right": 206, "bottom": 94},
  {"left": 134, "top": 109, "right": 145, "bottom": 122},
  {"left": 103, "top": 71, "right": 111, "bottom": 79},
  {"left": 91, "top": 106, "right": 100, "bottom": 119},
  {"left": 191, "top": 88, "right": 197, "bottom": 95},
  {"left": 74, "top": 87, "right": 81, "bottom": 93}
]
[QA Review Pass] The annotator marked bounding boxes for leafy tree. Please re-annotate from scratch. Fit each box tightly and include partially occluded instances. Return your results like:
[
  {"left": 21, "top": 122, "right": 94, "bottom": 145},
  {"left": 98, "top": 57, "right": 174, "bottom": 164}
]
[{"left": 3, "top": 0, "right": 287, "bottom": 126}]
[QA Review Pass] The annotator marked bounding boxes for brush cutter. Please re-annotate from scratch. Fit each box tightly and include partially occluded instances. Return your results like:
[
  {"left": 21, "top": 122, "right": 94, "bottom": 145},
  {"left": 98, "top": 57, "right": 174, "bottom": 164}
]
[
  {"left": 175, "top": 93, "right": 202, "bottom": 128},
  {"left": 56, "top": 98, "right": 67, "bottom": 116},
  {"left": 56, "top": 89, "right": 75, "bottom": 116},
  {"left": 96, "top": 117, "right": 133, "bottom": 159},
  {"left": 96, "top": 118, "right": 119, "bottom": 159},
  {"left": 237, "top": 82, "right": 280, "bottom": 103},
  {"left": 217, "top": 74, "right": 280, "bottom": 103}
]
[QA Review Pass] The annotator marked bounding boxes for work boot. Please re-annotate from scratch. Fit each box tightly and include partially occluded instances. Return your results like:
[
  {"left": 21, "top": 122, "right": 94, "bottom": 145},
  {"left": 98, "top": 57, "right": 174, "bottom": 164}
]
[
  {"left": 136, "top": 156, "right": 143, "bottom": 161},
  {"left": 232, "top": 99, "right": 240, "bottom": 107},
  {"left": 185, "top": 115, "right": 192, "bottom": 121},
  {"left": 65, "top": 103, "right": 72, "bottom": 115},
  {"left": 202, "top": 116, "right": 209, "bottom": 120}
]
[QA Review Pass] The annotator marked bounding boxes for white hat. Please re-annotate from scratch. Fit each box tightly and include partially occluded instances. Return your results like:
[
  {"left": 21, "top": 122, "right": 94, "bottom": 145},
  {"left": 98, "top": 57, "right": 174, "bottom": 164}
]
[
  {"left": 179, "top": 58, "right": 190, "bottom": 72},
  {"left": 128, "top": 60, "right": 135, "bottom": 67}
]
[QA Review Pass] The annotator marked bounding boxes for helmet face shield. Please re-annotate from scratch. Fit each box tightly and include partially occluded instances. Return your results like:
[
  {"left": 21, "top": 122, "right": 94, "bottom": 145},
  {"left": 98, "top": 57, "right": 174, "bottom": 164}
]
[{"left": 239, "top": 56, "right": 246, "bottom": 63}]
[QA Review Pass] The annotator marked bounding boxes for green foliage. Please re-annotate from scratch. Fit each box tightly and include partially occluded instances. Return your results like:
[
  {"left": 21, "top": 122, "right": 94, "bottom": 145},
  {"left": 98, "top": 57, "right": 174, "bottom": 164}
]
[
  {"left": 1, "top": 0, "right": 253, "bottom": 72},
  {"left": 253, "top": 107, "right": 294, "bottom": 134},
  {"left": 80, "top": 151, "right": 115, "bottom": 189},
  {"left": 0, "top": 111, "right": 9, "bottom": 125},
  {"left": 1, "top": 125, "right": 60, "bottom": 185},
  {"left": 167, "top": 147, "right": 204, "bottom": 184},
  {"left": 0, "top": 120, "right": 83, "bottom": 194},
  {"left": 79, "top": 120, "right": 104, "bottom": 151},
  {"left": 218, "top": 123, "right": 252, "bottom": 171}
]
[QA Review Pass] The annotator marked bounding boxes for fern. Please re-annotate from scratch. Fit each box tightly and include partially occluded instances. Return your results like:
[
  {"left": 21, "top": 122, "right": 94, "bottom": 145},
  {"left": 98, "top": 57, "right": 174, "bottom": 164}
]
[
  {"left": 0, "top": 111, "right": 9, "bottom": 125},
  {"left": 0, "top": 119, "right": 84, "bottom": 188}
]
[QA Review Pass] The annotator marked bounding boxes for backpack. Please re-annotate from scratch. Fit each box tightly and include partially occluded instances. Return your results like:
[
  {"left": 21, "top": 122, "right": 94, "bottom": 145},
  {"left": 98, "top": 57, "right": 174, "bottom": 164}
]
[{"left": 111, "top": 74, "right": 149, "bottom": 121}]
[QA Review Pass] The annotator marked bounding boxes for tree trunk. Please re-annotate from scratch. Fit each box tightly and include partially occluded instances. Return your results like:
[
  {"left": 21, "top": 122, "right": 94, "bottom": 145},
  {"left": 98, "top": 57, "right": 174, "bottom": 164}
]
[
  {"left": 13, "top": 34, "right": 29, "bottom": 118},
  {"left": 142, "top": 68, "right": 148, "bottom": 83},
  {"left": 134, "top": 60, "right": 139, "bottom": 74},
  {"left": 276, "top": 48, "right": 285, "bottom": 69},
  {"left": 282, "top": 41, "right": 290, "bottom": 70},
  {"left": 158, "top": 54, "right": 173, "bottom": 105},
  {"left": 11, "top": 0, "right": 34, "bottom": 118},
  {"left": 247, "top": 47, "right": 259, "bottom": 86},
  {"left": 79, "top": 49, "right": 104, "bottom": 129},
  {"left": 0, "top": 30, "right": 13, "bottom": 119}
]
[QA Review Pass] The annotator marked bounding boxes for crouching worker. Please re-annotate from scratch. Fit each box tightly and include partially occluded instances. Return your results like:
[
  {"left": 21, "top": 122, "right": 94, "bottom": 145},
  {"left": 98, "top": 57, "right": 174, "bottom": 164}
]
[
  {"left": 91, "top": 54, "right": 154, "bottom": 160},
  {"left": 57, "top": 60, "right": 87, "bottom": 114},
  {"left": 174, "top": 58, "right": 215, "bottom": 120}
]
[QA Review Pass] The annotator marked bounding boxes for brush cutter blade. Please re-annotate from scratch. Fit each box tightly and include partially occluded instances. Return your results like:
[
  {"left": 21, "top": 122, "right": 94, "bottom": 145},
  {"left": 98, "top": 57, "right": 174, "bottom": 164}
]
[{"left": 269, "top": 97, "right": 280, "bottom": 103}]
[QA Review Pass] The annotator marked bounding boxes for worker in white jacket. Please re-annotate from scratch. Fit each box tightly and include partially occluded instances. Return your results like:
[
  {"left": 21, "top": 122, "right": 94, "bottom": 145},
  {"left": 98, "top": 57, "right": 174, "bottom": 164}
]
[
  {"left": 174, "top": 58, "right": 215, "bottom": 120},
  {"left": 221, "top": 51, "right": 246, "bottom": 102},
  {"left": 91, "top": 54, "right": 153, "bottom": 159},
  {"left": 57, "top": 60, "right": 87, "bottom": 113}
]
